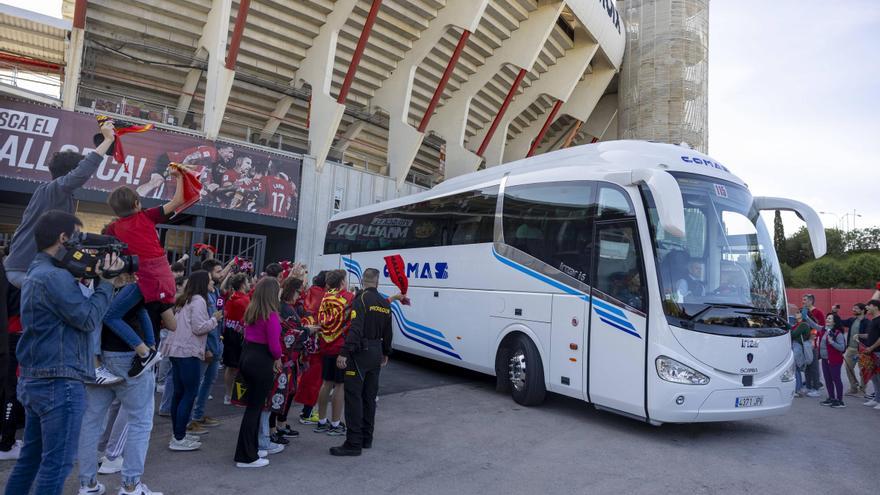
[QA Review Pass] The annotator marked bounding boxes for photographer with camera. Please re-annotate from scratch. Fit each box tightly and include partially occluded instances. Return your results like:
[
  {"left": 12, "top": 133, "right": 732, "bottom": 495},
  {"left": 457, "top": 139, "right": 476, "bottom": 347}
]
[
  {"left": 103, "top": 165, "right": 195, "bottom": 380},
  {"left": 3, "top": 121, "right": 116, "bottom": 289},
  {"left": 4, "top": 210, "right": 125, "bottom": 495}
]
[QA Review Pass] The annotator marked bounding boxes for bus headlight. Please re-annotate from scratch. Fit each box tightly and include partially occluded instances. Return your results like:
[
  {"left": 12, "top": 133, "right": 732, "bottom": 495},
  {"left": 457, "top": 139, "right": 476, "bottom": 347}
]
[
  {"left": 655, "top": 356, "right": 710, "bottom": 385},
  {"left": 781, "top": 362, "right": 796, "bottom": 382}
]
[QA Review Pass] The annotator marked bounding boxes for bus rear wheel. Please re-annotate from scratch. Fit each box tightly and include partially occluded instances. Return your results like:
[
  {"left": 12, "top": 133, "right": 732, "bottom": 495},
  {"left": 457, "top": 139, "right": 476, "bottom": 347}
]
[{"left": 507, "top": 335, "right": 546, "bottom": 406}]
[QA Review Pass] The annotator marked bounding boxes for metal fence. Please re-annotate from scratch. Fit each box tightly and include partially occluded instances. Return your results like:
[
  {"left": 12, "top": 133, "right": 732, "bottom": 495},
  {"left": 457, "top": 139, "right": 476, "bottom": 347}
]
[{"left": 157, "top": 224, "right": 266, "bottom": 274}]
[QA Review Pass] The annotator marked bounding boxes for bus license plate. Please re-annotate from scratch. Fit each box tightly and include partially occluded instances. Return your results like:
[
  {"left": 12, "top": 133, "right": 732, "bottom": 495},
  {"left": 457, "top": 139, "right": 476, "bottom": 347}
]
[{"left": 735, "top": 396, "right": 763, "bottom": 408}]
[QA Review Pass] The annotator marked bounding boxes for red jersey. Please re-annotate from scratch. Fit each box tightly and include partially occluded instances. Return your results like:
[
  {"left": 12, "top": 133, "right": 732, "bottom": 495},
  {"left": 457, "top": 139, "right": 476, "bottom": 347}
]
[
  {"left": 105, "top": 207, "right": 176, "bottom": 303},
  {"left": 221, "top": 169, "right": 240, "bottom": 186},
  {"left": 105, "top": 207, "right": 168, "bottom": 259},
  {"left": 224, "top": 291, "right": 250, "bottom": 334},
  {"left": 258, "top": 175, "right": 295, "bottom": 215},
  {"left": 167, "top": 145, "right": 217, "bottom": 166}
]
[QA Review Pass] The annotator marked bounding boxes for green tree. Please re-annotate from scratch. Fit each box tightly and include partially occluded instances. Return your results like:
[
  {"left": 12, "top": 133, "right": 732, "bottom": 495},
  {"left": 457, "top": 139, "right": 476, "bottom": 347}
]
[
  {"left": 843, "top": 227, "right": 880, "bottom": 252},
  {"left": 807, "top": 258, "right": 845, "bottom": 287},
  {"left": 773, "top": 210, "right": 785, "bottom": 262},
  {"left": 842, "top": 252, "right": 880, "bottom": 288},
  {"left": 782, "top": 227, "right": 845, "bottom": 268}
]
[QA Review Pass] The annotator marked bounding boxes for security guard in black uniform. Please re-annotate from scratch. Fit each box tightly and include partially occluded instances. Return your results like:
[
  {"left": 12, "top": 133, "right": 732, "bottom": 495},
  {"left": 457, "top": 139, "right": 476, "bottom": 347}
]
[{"left": 330, "top": 268, "right": 400, "bottom": 456}]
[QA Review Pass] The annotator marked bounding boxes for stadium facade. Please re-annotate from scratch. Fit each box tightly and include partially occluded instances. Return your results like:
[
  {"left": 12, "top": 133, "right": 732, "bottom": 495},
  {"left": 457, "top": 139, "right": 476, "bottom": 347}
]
[{"left": 0, "top": 0, "right": 708, "bottom": 271}]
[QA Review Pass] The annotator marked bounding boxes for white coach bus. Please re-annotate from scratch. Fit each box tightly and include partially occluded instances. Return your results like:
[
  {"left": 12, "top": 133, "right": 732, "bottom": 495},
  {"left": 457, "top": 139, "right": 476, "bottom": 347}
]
[{"left": 319, "top": 141, "right": 827, "bottom": 424}]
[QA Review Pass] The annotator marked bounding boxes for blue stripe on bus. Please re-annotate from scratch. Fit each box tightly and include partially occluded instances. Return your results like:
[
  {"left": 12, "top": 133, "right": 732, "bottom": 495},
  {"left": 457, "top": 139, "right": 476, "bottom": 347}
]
[
  {"left": 390, "top": 306, "right": 454, "bottom": 350},
  {"left": 593, "top": 307, "right": 636, "bottom": 331},
  {"left": 342, "top": 257, "right": 362, "bottom": 277},
  {"left": 492, "top": 247, "right": 641, "bottom": 340},
  {"left": 598, "top": 317, "right": 642, "bottom": 338},
  {"left": 390, "top": 308, "right": 462, "bottom": 360},
  {"left": 491, "top": 248, "right": 587, "bottom": 300},
  {"left": 591, "top": 297, "right": 626, "bottom": 318}
]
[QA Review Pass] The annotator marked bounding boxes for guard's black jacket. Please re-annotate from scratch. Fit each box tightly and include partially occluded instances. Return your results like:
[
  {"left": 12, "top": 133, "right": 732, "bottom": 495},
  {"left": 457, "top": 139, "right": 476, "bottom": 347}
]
[{"left": 340, "top": 287, "right": 393, "bottom": 358}]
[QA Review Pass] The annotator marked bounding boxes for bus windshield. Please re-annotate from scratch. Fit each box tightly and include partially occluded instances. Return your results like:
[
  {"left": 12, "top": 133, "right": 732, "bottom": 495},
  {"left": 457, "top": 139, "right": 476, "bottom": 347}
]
[{"left": 645, "top": 173, "right": 787, "bottom": 331}]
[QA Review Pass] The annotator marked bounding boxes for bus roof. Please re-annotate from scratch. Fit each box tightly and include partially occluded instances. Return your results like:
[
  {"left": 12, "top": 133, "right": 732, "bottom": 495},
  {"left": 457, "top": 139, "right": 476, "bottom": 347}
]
[{"left": 331, "top": 140, "right": 745, "bottom": 221}]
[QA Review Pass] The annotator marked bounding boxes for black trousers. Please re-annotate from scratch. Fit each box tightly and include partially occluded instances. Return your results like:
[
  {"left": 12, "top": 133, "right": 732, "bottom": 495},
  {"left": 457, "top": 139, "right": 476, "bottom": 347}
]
[
  {"left": 344, "top": 342, "right": 382, "bottom": 448},
  {"left": 234, "top": 343, "right": 275, "bottom": 463},
  {"left": 0, "top": 333, "right": 22, "bottom": 451}
]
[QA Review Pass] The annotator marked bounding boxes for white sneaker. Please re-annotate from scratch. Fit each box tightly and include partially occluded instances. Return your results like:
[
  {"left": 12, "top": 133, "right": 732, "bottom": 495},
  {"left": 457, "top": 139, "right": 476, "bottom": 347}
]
[
  {"left": 864, "top": 400, "right": 878, "bottom": 407},
  {"left": 155, "top": 384, "right": 165, "bottom": 395},
  {"left": 805, "top": 390, "right": 821, "bottom": 398},
  {"left": 258, "top": 450, "right": 268, "bottom": 458},
  {"left": 874, "top": 404, "right": 880, "bottom": 411},
  {"left": 184, "top": 434, "right": 202, "bottom": 443},
  {"left": 98, "top": 455, "right": 123, "bottom": 474},
  {"left": 236, "top": 458, "right": 269, "bottom": 468},
  {"left": 223, "top": 395, "right": 232, "bottom": 405},
  {"left": 168, "top": 437, "right": 201, "bottom": 451},
  {"left": 78, "top": 482, "right": 106, "bottom": 495},
  {"left": 118, "top": 482, "right": 163, "bottom": 495},
  {"left": 95, "top": 366, "right": 123, "bottom": 386},
  {"left": 0, "top": 440, "right": 22, "bottom": 461},
  {"left": 266, "top": 442, "right": 284, "bottom": 455}
]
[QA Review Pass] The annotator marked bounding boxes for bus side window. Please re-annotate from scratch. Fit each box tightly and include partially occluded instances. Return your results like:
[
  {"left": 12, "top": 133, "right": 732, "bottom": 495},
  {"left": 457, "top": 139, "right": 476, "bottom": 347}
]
[{"left": 502, "top": 181, "right": 594, "bottom": 284}]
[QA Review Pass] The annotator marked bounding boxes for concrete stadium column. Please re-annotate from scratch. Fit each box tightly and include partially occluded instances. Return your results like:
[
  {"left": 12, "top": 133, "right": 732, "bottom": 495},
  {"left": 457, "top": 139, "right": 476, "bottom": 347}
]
[
  {"left": 430, "top": 0, "right": 564, "bottom": 180},
  {"left": 371, "top": 0, "right": 489, "bottom": 188},
  {"left": 582, "top": 93, "right": 618, "bottom": 141},
  {"left": 618, "top": 0, "right": 709, "bottom": 152},
  {"left": 62, "top": 0, "right": 87, "bottom": 109},
  {"left": 261, "top": 0, "right": 359, "bottom": 172},
  {"left": 494, "top": 31, "right": 599, "bottom": 165},
  {"left": 200, "top": 0, "right": 235, "bottom": 139}
]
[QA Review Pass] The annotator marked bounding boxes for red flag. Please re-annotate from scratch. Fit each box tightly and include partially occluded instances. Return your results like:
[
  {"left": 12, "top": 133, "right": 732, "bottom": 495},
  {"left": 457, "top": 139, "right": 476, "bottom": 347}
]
[
  {"left": 168, "top": 162, "right": 202, "bottom": 215},
  {"left": 384, "top": 255, "right": 410, "bottom": 304},
  {"left": 94, "top": 115, "right": 153, "bottom": 168},
  {"left": 193, "top": 243, "right": 216, "bottom": 256}
]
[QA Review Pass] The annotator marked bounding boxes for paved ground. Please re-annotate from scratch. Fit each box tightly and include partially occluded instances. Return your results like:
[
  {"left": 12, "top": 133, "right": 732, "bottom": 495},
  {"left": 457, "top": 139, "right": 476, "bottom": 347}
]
[{"left": 1, "top": 353, "right": 876, "bottom": 495}]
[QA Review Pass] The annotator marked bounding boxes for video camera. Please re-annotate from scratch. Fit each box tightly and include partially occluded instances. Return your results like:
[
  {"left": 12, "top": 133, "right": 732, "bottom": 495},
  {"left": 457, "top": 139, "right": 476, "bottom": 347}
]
[{"left": 56, "top": 232, "right": 139, "bottom": 279}]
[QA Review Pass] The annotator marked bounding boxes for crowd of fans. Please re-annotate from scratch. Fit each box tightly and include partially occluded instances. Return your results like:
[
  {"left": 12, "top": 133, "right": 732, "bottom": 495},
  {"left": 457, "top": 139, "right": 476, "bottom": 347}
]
[
  {"left": 790, "top": 294, "right": 880, "bottom": 409},
  {"left": 0, "top": 124, "right": 374, "bottom": 495}
]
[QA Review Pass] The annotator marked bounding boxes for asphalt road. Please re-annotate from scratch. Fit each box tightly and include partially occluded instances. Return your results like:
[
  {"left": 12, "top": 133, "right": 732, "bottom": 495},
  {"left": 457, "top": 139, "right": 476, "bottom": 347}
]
[{"left": 1, "top": 353, "right": 876, "bottom": 495}]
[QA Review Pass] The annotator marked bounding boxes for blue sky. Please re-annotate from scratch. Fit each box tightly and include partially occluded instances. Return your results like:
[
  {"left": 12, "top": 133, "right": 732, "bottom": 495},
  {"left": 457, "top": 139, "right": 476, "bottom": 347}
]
[
  {"left": 4, "top": 0, "right": 879, "bottom": 234},
  {"left": 709, "top": 0, "right": 880, "bottom": 234}
]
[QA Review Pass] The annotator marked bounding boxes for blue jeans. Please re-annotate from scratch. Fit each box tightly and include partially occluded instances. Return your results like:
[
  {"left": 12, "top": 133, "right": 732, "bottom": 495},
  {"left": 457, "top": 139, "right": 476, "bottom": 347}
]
[
  {"left": 104, "top": 284, "right": 155, "bottom": 349},
  {"left": 77, "top": 352, "right": 155, "bottom": 488},
  {"left": 259, "top": 411, "right": 271, "bottom": 450},
  {"left": 192, "top": 357, "right": 220, "bottom": 421},
  {"left": 159, "top": 372, "right": 174, "bottom": 415},
  {"left": 170, "top": 357, "right": 200, "bottom": 441},
  {"left": 4, "top": 378, "right": 86, "bottom": 495},
  {"left": 795, "top": 367, "right": 804, "bottom": 392}
]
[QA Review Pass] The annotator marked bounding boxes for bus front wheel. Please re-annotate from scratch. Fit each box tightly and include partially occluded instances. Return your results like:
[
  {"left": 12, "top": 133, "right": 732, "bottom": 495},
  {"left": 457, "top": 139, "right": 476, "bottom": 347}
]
[{"left": 506, "top": 335, "right": 546, "bottom": 406}]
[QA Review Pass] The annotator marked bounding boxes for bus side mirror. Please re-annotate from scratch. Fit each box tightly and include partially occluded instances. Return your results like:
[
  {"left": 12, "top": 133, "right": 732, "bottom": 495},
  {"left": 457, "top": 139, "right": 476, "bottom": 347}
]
[
  {"left": 753, "top": 197, "right": 827, "bottom": 258},
  {"left": 630, "top": 169, "right": 686, "bottom": 238}
]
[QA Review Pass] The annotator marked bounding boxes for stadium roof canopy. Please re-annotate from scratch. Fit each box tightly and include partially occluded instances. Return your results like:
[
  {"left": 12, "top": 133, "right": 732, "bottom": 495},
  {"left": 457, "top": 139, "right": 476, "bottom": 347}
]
[{"left": 3, "top": 0, "right": 624, "bottom": 186}]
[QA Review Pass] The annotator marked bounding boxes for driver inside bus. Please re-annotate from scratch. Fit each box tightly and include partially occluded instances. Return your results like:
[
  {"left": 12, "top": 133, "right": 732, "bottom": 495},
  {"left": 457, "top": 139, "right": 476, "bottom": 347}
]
[{"left": 675, "top": 260, "right": 706, "bottom": 302}]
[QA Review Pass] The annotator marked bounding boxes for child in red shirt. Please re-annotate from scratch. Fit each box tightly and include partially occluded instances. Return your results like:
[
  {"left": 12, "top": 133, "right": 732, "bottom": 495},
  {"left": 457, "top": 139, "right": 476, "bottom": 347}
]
[
  {"left": 104, "top": 166, "right": 192, "bottom": 377},
  {"left": 221, "top": 273, "right": 250, "bottom": 404}
]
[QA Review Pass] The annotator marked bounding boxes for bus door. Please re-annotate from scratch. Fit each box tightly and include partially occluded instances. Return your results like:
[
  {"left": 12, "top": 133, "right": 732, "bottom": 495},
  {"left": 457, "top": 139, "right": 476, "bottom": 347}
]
[{"left": 587, "top": 218, "right": 648, "bottom": 418}]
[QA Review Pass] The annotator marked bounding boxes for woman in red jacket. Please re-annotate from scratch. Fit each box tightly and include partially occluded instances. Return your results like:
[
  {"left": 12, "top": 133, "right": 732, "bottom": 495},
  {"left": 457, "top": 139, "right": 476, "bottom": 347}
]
[
  {"left": 818, "top": 314, "right": 847, "bottom": 408},
  {"left": 294, "top": 271, "right": 327, "bottom": 424}
]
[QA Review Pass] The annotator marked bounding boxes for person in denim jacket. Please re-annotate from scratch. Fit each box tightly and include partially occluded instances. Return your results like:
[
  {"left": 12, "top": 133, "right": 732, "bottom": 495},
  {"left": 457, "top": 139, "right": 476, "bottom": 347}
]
[{"left": 4, "top": 211, "right": 124, "bottom": 495}]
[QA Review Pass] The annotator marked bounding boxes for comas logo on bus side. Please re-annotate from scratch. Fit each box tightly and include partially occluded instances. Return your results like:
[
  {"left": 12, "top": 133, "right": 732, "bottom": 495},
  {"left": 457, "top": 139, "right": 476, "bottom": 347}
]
[{"left": 383, "top": 261, "right": 448, "bottom": 280}]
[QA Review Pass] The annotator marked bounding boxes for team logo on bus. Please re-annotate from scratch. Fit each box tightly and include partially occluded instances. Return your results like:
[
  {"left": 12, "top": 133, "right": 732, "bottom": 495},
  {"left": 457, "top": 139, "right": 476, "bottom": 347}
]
[{"left": 746, "top": 353, "right": 754, "bottom": 364}]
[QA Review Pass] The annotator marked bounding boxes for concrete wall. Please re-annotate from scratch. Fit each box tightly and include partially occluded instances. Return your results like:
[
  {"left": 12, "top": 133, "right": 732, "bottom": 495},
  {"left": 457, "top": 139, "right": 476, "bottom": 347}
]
[
  {"left": 294, "top": 158, "right": 426, "bottom": 272},
  {"left": 618, "top": 0, "right": 709, "bottom": 152}
]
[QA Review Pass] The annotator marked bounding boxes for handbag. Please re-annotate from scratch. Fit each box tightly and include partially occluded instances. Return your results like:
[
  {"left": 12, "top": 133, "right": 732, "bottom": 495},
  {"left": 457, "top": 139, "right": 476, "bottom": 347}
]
[
  {"left": 230, "top": 371, "right": 248, "bottom": 407},
  {"left": 800, "top": 340, "right": 813, "bottom": 369}
]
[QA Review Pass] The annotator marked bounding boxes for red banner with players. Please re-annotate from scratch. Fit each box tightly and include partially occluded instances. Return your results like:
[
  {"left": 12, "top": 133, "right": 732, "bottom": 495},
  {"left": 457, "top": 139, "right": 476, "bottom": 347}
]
[{"left": 0, "top": 97, "right": 302, "bottom": 219}]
